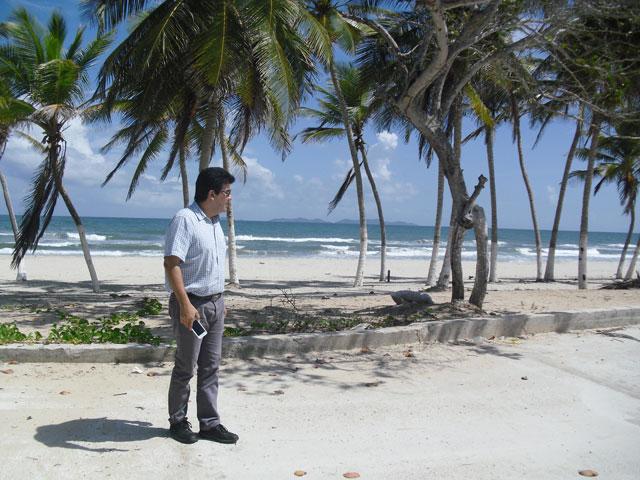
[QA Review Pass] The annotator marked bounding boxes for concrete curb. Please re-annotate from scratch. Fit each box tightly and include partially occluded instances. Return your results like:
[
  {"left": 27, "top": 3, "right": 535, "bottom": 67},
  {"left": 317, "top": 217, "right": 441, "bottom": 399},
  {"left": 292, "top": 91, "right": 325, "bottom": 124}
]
[{"left": 2, "top": 306, "right": 639, "bottom": 363}]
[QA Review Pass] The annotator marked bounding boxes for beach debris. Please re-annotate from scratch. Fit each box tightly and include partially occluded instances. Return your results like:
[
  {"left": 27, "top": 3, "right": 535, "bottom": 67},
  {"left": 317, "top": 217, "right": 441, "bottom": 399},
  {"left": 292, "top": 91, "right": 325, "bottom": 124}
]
[
  {"left": 237, "top": 387, "right": 247, "bottom": 392},
  {"left": 578, "top": 470, "right": 598, "bottom": 477},
  {"left": 132, "top": 367, "right": 144, "bottom": 374},
  {"left": 391, "top": 290, "right": 434, "bottom": 305},
  {"left": 27, "top": 416, "right": 32, "bottom": 420},
  {"left": 595, "top": 328, "right": 640, "bottom": 342},
  {"left": 343, "top": 473, "right": 360, "bottom": 478},
  {"left": 1, "top": 369, "right": 14, "bottom": 374},
  {"left": 59, "top": 391, "right": 71, "bottom": 395},
  {"left": 521, "top": 376, "right": 528, "bottom": 381},
  {"left": 269, "top": 373, "right": 278, "bottom": 377},
  {"left": 274, "top": 390, "right": 285, "bottom": 395},
  {"left": 504, "top": 337, "right": 520, "bottom": 344},
  {"left": 321, "top": 296, "right": 330, "bottom": 300},
  {"left": 403, "top": 349, "right": 414, "bottom": 357},
  {"left": 294, "top": 471, "right": 307, "bottom": 477},
  {"left": 365, "top": 382, "right": 379, "bottom": 387},
  {"left": 315, "top": 358, "right": 327, "bottom": 365},
  {"left": 472, "top": 336, "right": 486, "bottom": 344}
]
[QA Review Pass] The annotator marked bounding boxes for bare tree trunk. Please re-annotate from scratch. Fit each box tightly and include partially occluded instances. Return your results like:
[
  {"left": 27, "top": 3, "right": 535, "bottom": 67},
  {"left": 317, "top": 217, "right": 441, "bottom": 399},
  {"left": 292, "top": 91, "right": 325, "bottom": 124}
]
[
  {"left": 624, "top": 233, "right": 640, "bottom": 281},
  {"left": 51, "top": 149, "right": 100, "bottom": 293},
  {"left": 616, "top": 205, "right": 634, "bottom": 279},
  {"left": 469, "top": 204, "right": 489, "bottom": 307},
  {"left": 485, "top": 126, "right": 499, "bottom": 282},
  {"left": 0, "top": 168, "right": 26, "bottom": 281},
  {"left": 329, "top": 60, "right": 367, "bottom": 287},
  {"left": 426, "top": 160, "right": 444, "bottom": 286},
  {"left": 514, "top": 112, "right": 542, "bottom": 281},
  {"left": 199, "top": 94, "right": 217, "bottom": 171},
  {"left": 179, "top": 144, "right": 189, "bottom": 208},
  {"left": 578, "top": 116, "right": 601, "bottom": 290},
  {"left": 218, "top": 115, "right": 239, "bottom": 286},
  {"left": 545, "top": 115, "right": 583, "bottom": 281}
]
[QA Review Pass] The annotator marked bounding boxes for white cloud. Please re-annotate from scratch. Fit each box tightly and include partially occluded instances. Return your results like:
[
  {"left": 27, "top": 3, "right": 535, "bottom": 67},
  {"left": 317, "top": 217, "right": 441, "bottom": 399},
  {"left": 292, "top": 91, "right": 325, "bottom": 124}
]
[
  {"left": 546, "top": 185, "right": 558, "bottom": 205},
  {"left": 242, "top": 156, "right": 284, "bottom": 199},
  {"left": 373, "top": 157, "right": 392, "bottom": 182},
  {"left": 376, "top": 131, "right": 398, "bottom": 150},
  {"left": 293, "top": 174, "right": 304, "bottom": 183}
]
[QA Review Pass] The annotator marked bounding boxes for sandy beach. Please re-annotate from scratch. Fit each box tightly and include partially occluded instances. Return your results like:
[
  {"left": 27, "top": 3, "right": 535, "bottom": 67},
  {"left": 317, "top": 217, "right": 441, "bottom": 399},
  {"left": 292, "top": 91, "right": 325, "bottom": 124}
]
[{"left": 1, "top": 255, "right": 638, "bottom": 342}]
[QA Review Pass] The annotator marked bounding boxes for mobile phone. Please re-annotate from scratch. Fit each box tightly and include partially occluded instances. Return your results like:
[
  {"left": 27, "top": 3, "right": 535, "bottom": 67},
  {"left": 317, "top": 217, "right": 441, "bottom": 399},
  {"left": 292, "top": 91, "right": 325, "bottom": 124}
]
[{"left": 192, "top": 319, "right": 207, "bottom": 339}]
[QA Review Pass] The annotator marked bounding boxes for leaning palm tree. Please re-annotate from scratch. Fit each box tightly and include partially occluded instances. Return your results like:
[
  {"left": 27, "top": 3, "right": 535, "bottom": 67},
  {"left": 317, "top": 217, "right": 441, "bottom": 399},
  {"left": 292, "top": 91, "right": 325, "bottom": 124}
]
[
  {"left": 297, "top": 62, "right": 388, "bottom": 281},
  {"left": 0, "top": 78, "right": 33, "bottom": 281},
  {"left": 0, "top": 8, "right": 112, "bottom": 292}
]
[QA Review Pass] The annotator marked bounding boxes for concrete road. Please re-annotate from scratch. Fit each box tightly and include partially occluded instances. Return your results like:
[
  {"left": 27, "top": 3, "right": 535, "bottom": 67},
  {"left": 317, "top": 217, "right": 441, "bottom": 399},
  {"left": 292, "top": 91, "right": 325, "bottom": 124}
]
[{"left": 1, "top": 327, "right": 639, "bottom": 479}]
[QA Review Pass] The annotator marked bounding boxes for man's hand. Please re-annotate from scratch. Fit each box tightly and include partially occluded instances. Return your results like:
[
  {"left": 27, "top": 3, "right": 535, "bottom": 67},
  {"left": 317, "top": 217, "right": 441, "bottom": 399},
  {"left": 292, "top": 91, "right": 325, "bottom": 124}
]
[{"left": 180, "top": 302, "right": 199, "bottom": 330}]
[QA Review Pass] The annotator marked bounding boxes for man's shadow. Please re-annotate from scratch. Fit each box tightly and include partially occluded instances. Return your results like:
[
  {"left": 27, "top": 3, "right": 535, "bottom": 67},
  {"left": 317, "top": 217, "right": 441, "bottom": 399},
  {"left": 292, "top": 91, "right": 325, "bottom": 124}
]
[{"left": 35, "top": 417, "right": 167, "bottom": 452}]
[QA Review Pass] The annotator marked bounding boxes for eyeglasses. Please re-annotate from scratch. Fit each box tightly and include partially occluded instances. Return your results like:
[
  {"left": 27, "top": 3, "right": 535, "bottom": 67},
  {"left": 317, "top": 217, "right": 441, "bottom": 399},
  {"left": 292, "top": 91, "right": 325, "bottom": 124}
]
[{"left": 220, "top": 189, "right": 232, "bottom": 197}]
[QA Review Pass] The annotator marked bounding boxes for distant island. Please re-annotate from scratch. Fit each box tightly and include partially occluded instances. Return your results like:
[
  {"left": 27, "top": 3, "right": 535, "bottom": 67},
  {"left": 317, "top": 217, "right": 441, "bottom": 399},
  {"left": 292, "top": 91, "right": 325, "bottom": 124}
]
[{"left": 268, "top": 217, "right": 420, "bottom": 227}]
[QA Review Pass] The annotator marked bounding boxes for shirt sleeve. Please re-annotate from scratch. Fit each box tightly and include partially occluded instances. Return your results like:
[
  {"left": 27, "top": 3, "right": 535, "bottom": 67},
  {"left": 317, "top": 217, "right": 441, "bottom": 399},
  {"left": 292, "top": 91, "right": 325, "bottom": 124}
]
[{"left": 164, "top": 215, "right": 192, "bottom": 261}]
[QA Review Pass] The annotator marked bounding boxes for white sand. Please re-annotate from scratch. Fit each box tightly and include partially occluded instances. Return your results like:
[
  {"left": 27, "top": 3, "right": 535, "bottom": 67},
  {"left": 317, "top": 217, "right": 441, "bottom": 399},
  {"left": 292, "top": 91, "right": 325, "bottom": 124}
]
[{"left": 1, "top": 255, "right": 638, "bottom": 340}]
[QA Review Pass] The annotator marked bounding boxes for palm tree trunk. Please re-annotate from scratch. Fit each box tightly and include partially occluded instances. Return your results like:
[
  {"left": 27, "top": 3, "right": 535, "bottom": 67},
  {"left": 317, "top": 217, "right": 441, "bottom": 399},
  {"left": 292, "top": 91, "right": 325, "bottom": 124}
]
[
  {"left": 436, "top": 214, "right": 454, "bottom": 289},
  {"left": 578, "top": 115, "right": 602, "bottom": 289},
  {"left": 485, "top": 126, "right": 499, "bottom": 282},
  {"left": 616, "top": 205, "right": 634, "bottom": 279},
  {"left": 545, "top": 114, "right": 583, "bottom": 281},
  {"left": 50, "top": 148, "right": 100, "bottom": 293},
  {"left": 623, "top": 232, "right": 640, "bottom": 281},
  {"left": 329, "top": 60, "right": 367, "bottom": 287},
  {"left": 219, "top": 115, "right": 239, "bottom": 286},
  {"left": 179, "top": 144, "right": 189, "bottom": 207},
  {"left": 359, "top": 146, "right": 386, "bottom": 282},
  {"left": 514, "top": 113, "right": 543, "bottom": 281},
  {"left": 0, "top": 168, "right": 27, "bottom": 281},
  {"left": 199, "top": 95, "right": 217, "bottom": 171},
  {"left": 426, "top": 160, "right": 444, "bottom": 286}
]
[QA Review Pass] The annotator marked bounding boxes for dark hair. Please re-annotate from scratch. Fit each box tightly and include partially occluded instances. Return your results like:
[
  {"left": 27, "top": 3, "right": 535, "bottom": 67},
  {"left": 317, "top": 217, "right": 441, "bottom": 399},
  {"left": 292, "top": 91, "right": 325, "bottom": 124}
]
[{"left": 194, "top": 167, "right": 235, "bottom": 202}]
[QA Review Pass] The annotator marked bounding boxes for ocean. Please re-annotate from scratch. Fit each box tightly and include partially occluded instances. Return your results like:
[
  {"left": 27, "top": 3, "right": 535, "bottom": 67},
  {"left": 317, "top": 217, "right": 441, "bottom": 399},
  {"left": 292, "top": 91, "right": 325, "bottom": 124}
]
[{"left": 0, "top": 215, "right": 636, "bottom": 263}]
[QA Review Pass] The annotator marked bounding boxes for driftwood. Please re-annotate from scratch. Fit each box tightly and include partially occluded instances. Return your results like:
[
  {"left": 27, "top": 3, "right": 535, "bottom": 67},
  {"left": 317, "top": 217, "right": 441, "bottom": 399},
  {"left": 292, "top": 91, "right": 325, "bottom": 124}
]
[{"left": 600, "top": 277, "right": 640, "bottom": 290}]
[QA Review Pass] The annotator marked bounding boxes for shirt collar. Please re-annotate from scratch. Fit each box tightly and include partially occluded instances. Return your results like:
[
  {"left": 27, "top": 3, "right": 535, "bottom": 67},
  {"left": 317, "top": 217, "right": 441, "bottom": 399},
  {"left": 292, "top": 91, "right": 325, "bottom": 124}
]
[{"left": 189, "top": 202, "right": 218, "bottom": 223}]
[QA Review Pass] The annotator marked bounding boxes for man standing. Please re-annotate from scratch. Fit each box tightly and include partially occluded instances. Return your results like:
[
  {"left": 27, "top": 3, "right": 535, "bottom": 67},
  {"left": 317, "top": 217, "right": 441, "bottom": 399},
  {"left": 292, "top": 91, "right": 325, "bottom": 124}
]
[{"left": 164, "top": 167, "right": 239, "bottom": 445}]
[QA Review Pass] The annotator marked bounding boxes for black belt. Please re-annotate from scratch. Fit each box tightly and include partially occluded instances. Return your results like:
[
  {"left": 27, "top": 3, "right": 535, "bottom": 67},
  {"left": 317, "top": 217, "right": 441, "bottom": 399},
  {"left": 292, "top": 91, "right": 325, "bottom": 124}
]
[{"left": 188, "top": 292, "right": 223, "bottom": 302}]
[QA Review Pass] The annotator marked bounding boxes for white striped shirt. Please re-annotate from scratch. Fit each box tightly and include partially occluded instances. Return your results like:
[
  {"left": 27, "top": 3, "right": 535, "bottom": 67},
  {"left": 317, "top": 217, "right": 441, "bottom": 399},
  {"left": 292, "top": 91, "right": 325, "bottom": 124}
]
[{"left": 164, "top": 202, "right": 226, "bottom": 296}]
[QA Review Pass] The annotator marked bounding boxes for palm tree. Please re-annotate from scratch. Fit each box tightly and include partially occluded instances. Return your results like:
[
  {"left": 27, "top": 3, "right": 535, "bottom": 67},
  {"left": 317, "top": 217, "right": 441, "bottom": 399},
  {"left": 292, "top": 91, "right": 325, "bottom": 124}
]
[
  {"left": 297, "top": 62, "right": 388, "bottom": 281},
  {"left": 305, "top": 0, "right": 369, "bottom": 287},
  {"left": 84, "top": 0, "right": 327, "bottom": 286},
  {"left": 0, "top": 8, "right": 112, "bottom": 292},
  {"left": 464, "top": 80, "right": 505, "bottom": 283},
  {"left": 0, "top": 78, "right": 33, "bottom": 281},
  {"left": 576, "top": 121, "right": 640, "bottom": 279}
]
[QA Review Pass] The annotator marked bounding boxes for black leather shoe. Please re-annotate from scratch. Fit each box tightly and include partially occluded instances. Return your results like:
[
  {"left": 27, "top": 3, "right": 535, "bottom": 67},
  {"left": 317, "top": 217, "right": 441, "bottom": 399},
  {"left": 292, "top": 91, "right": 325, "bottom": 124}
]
[
  {"left": 169, "top": 420, "right": 199, "bottom": 444},
  {"left": 199, "top": 424, "right": 239, "bottom": 444}
]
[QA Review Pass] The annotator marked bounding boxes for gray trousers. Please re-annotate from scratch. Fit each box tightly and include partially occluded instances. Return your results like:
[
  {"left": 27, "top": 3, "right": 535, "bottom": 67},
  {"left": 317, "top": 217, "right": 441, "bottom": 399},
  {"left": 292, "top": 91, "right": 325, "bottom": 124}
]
[{"left": 168, "top": 293, "right": 224, "bottom": 431}]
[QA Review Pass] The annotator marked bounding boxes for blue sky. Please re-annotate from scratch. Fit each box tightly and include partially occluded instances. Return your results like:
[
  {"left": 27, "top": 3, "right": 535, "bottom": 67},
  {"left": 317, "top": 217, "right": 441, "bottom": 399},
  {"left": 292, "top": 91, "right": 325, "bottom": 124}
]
[{"left": 0, "top": 1, "right": 634, "bottom": 233}]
